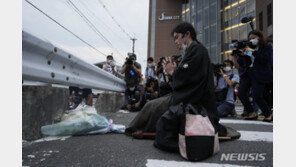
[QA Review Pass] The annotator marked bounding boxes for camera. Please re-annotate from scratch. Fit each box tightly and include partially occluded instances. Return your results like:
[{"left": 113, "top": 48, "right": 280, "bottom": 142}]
[
  {"left": 213, "top": 63, "right": 225, "bottom": 76},
  {"left": 229, "top": 40, "right": 252, "bottom": 51},
  {"left": 126, "top": 53, "right": 136, "bottom": 65},
  {"left": 128, "top": 97, "right": 137, "bottom": 105},
  {"left": 126, "top": 57, "right": 134, "bottom": 65},
  {"left": 230, "top": 39, "right": 253, "bottom": 57},
  {"left": 127, "top": 90, "right": 140, "bottom": 105}
]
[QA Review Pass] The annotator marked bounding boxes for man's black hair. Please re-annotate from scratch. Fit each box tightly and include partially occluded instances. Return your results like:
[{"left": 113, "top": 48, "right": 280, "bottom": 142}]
[
  {"left": 224, "top": 60, "right": 234, "bottom": 67},
  {"left": 147, "top": 57, "right": 154, "bottom": 62},
  {"left": 171, "top": 22, "right": 197, "bottom": 41},
  {"left": 107, "top": 55, "right": 113, "bottom": 59}
]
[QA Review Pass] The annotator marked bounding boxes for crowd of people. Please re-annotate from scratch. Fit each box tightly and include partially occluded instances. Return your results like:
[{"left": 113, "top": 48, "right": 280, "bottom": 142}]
[
  {"left": 84, "top": 21, "right": 273, "bottom": 124},
  {"left": 124, "top": 22, "right": 240, "bottom": 157},
  {"left": 119, "top": 53, "right": 172, "bottom": 112},
  {"left": 63, "top": 20, "right": 274, "bottom": 161},
  {"left": 66, "top": 21, "right": 273, "bottom": 160},
  {"left": 68, "top": 21, "right": 273, "bottom": 124},
  {"left": 114, "top": 29, "right": 273, "bottom": 124},
  {"left": 232, "top": 30, "right": 273, "bottom": 122},
  {"left": 123, "top": 23, "right": 272, "bottom": 133}
]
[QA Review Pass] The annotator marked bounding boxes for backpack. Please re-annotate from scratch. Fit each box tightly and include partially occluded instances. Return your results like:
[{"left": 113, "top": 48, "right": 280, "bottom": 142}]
[
  {"left": 179, "top": 104, "right": 219, "bottom": 161},
  {"left": 214, "top": 74, "right": 234, "bottom": 102}
]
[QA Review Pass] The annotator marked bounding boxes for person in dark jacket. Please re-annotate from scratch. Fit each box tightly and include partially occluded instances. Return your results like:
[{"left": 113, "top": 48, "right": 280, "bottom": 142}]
[
  {"left": 125, "top": 22, "right": 240, "bottom": 139},
  {"left": 264, "top": 36, "right": 273, "bottom": 112},
  {"left": 237, "top": 30, "right": 273, "bottom": 122},
  {"left": 163, "top": 22, "right": 227, "bottom": 136}
]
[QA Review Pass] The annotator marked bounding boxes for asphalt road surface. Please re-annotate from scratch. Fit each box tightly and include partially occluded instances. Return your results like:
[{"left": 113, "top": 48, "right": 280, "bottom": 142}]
[{"left": 23, "top": 104, "right": 273, "bottom": 167}]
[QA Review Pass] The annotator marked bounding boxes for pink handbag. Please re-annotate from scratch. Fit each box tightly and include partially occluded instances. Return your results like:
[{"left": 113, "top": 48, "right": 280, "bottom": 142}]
[{"left": 179, "top": 104, "right": 219, "bottom": 161}]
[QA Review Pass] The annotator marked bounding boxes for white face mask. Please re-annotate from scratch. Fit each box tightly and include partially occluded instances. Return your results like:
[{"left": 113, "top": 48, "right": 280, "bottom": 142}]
[
  {"left": 250, "top": 38, "right": 259, "bottom": 46},
  {"left": 107, "top": 60, "right": 112, "bottom": 64},
  {"left": 181, "top": 44, "right": 187, "bottom": 51},
  {"left": 181, "top": 44, "right": 187, "bottom": 55},
  {"left": 223, "top": 66, "right": 232, "bottom": 72},
  {"left": 129, "top": 87, "right": 135, "bottom": 91},
  {"left": 148, "top": 63, "right": 153, "bottom": 67}
]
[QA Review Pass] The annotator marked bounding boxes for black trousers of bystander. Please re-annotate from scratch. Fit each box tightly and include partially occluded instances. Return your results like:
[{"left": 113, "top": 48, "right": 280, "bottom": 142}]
[{"left": 238, "top": 69, "right": 272, "bottom": 117}]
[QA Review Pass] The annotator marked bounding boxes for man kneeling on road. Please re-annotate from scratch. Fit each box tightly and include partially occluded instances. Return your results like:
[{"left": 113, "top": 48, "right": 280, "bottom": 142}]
[{"left": 126, "top": 22, "right": 240, "bottom": 140}]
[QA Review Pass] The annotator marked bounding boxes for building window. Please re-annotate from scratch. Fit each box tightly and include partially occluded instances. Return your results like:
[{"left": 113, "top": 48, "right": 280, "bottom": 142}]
[
  {"left": 191, "top": 0, "right": 196, "bottom": 15},
  {"left": 247, "top": 0, "right": 255, "bottom": 14},
  {"left": 267, "top": 3, "right": 272, "bottom": 26},
  {"left": 210, "top": 0, "right": 216, "bottom": 4},
  {"left": 210, "top": 46, "right": 217, "bottom": 63},
  {"left": 239, "top": 24, "right": 247, "bottom": 40},
  {"left": 224, "top": 30, "right": 231, "bottom": 45},
  {"left": 204, "top": 28, "right": 209, "bottom": 46},
  {"left": 231, "top": 6, "right": 238, "bottom": 20},
  {"left": 203, "top": 0, "right": 209, "bottom": 7},
  {"left": 224, "top": 9, "right": 231, "bottom": 22},
  {"left": 191, "top": 15, "right": 195, "bottom": 26},
  {"left": 259, "top": 12, "right": 263, "bottom": 31},
  {"left": 197, "top": 33, "right": 202, "bottom": 42},
  {"left": 210, "top": 3, "right": 217, "bottom": 25},
  {"left": 232, "top": 28, "right": 239, "bottom": 41},
  {"left": 238, "top": 1, "right": 246, "bottom": 15},
  {"left": 196, "top": 10, "right": 202, "bottom": 32},
  {"left": 182, "top": 3, "right": 186, "bottom": 21},
  {"left": 204, "top": 7, "right": 209, "bottom": 27},
  {"left": 186, "top": 2, "right": 190, "bottom": 22},
  {"left": 223, "top": 0, "right": 229, "bottom": 7},
  {"left": 210, "top": 24, "right": 217, "bottom": 44},
  {"left": 196, "top": 0, "right": 202, "bottom": 10}
]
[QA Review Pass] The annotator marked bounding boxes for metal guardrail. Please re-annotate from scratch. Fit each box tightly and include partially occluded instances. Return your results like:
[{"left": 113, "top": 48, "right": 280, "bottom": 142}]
[{"left": 22, "top": 31, "right": 126, "bottom": 92}]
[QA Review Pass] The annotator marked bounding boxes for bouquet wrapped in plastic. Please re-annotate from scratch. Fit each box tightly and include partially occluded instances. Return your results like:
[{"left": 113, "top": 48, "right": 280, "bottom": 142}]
[{"left": 41, "top": 104, "right": 125, "bottom": 136}]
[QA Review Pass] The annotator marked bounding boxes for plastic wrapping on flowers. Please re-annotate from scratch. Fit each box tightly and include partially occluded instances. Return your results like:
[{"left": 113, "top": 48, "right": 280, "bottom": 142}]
[{"left": 41, "top": 104, "right": 125, "bottom": 136}]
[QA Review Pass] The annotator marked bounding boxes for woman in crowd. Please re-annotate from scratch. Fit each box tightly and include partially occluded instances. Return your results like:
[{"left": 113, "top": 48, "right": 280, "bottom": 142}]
[{"left": 237, "top": 30, "right": 273, "bottom": 122}]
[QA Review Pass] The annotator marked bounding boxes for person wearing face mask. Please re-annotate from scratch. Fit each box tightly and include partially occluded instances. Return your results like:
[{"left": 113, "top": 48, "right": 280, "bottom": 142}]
[
  {"left": 103, "top": 55, "right": 119, "bottom": 77},
  {"left": 142, "top": 57, "right": 159, "bottom": 102},
  {"left": 125, "top": 22, "right": 240, "bottom": 141},
  {"left": 121, "top": 53, "right": 142, "bottom": 111},
  {"left": 145, "top": 57, "right": 158, "bottom": 80},
  {"left": 237, "top": 30, "right": 273, "bottom": 122},
  {"left": 121, "top": 54, "right": 142, "bottom": 86},
  {"left": 123, "top": 84, "right": 142, "bottom": 112},
  {"left": 214, "top": 60, "right": 239, "bottom": 117}
]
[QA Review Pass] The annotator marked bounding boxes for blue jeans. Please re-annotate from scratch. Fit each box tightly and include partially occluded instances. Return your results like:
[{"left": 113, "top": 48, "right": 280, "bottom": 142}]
[{"left": 217, "top": 101, "right": 235, "bottom": 117}]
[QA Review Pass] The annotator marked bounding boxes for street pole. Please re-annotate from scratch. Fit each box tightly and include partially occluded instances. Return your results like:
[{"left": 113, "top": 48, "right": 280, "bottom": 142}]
[{"left": 130, "top": 38, "right": 137, "bottom": 54}]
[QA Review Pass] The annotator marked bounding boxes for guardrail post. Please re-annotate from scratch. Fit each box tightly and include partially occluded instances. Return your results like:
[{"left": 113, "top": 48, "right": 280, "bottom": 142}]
[
  {"left": 95, "top": 91, "right": 125, "bottom": 113},
  {"left": 22, "top": 86, "right": 69, "bottom": 141}
]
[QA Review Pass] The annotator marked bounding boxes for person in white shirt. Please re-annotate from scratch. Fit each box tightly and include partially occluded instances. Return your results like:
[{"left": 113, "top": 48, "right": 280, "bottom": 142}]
[
  {"left": 103, "top": 55, "right": 118, "bottom": 77},
  {"left": 214, "top": 60, "right": 239, "bottom": 117},
  {"left": 145, "top": 57, "right": 157, "bottom": 80}
]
